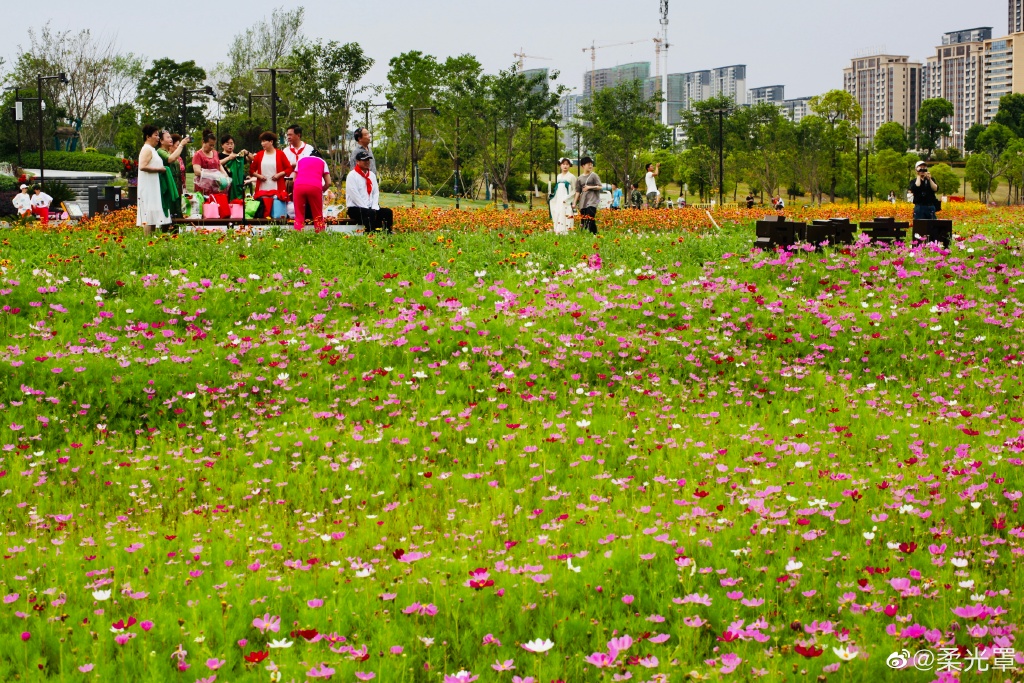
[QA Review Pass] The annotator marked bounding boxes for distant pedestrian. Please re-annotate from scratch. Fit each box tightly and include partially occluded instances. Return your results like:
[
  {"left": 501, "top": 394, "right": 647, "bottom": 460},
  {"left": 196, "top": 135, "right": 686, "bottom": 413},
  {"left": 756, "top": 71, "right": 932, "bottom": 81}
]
[
  {"left": 292, "top": 151, "right": 331, "bottom": 233},
  {"left": 629, "top": 183, "right": 643, "bottom": 209},
  {"left": 351, "top": 127, "right": 377, "bottom": 175},
  {"left": 644, "top": 162, "right": 660, "bottom": 208},
  {"left": 31, "top": 186, "right": 54, "bottom": 225},
  {"left": 745, "top": 192, "right": 755, "bottom": 209},
  {"left": 574, "top": 156, "right": 601, "bottom": 234},
  {"left": 888, "top": 190, "right": 897, "bottom": 204},
  {"left": 549, "top": 157, "right": 575, "bottom": 234},
  {"left": 12, "top": 184, "right": 31, "bottom": 218},
  {"left": 136, "top": 124, "right": 172, "bottom": 236},
  {"left": 610, "top": 183, "right": 622, "bottom": 210}
]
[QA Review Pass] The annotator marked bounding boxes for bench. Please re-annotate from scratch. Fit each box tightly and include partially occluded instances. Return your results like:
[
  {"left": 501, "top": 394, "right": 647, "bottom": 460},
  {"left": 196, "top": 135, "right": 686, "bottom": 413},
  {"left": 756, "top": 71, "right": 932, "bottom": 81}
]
[
  {"left": 754, "top": 215, "right": 806, "bottom": 249},
  {"left": 860, "top": 217, "right": 909, "bottom": 245},
  {"left": 911, "top": 219, "right": 953, "bottom": 247},
  {"left": 802, "top": 218, "right": 855, "bottom": 248},
  {"left": 171, "top": 217, "right": 363, "bottom": 236}
]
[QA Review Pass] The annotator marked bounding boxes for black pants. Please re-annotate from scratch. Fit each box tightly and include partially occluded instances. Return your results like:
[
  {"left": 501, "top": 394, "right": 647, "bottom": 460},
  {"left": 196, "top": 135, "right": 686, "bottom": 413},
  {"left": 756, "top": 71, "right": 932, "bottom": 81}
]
[
  {"left": 349, "top": 206, "right": 393, "bottom": 234},
  {"left": 377, "top": 207, "right": 394, "bottom": 233},
  {"left": 579, "top": 206, "right": 597, "bottom": 234}
]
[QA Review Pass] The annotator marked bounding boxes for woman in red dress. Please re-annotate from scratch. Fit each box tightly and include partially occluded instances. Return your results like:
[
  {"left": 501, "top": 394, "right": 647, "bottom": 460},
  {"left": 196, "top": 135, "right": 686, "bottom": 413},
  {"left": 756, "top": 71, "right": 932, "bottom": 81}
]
[{"left": 249, "top": 131, "right": 292, "bottom": 218}]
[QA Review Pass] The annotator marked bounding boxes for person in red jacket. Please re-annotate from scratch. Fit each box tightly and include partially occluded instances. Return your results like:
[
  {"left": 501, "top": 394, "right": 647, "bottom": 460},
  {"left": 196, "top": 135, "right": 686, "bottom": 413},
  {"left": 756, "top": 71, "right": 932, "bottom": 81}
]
[{"left": 249, "top": 131, "right": 293, "bottom": 218}]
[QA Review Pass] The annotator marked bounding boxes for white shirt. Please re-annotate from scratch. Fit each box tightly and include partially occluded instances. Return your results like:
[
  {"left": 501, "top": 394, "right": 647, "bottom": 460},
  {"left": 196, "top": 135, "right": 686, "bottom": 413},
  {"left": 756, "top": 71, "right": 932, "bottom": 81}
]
[
  {"left": 259, "top": 153, "right": 278, "bottom": 193},
  {"left": 31, "top": 192, "right": 53, "bottom": 208},
  {"left": 645, "top": 171, "right": 658, "bottom": 195},
  {"left": 285, "top": 143, "right": 313, "bottom": 178},
  {"left": 12, "top": 192, "right": 31, "bottom": 213},
  {"left": 346, "top": 168, "right": 379, "bottom": 210}
]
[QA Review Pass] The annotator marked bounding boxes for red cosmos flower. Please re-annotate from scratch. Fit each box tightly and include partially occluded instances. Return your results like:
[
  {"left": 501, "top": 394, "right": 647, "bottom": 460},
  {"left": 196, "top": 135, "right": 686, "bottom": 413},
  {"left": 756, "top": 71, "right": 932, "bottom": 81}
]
[
  {"left": 290, "top": 629, "right": 319, "bottom": 641},
  {"left": 469, "top": 579, "right": 494, "bottom": 589},
  {"left": 795, "top": 644, "right": 824, "bottom": 658},
  {"left": 898, "top": 542, "right": 917, "bottom": 554},
  {"left": 111, "top": 617, "right": 137, "bottom": 630},
  {"left": 717, "top": 631, "right": 740, "bottom": 642},
  {"left": 393, "top": 549, "right": 406, "bottom": 560},
  {"left": 243, "top": 650, "right": 268, "bottom": 663}
]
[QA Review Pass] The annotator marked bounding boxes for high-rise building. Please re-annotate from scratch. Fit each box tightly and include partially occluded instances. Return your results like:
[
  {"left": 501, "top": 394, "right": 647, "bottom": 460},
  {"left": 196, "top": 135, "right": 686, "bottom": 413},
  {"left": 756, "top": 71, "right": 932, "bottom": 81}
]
[
  {"left": 843, "top": 54, "right": 922, "bottom": 139},
  {"left": 711, "top": 65, "right": 747, "bottom": 104},
  {"left": 982, "top": 32, "right": 1024, "bottom": 122},
  {"left": 680, "top": 70, "right": 712, "bottom": 111},
  {"left": 923, "top": 29, "right": 989, "bottom": 147},
  {"left": 582, "top": 62, "right": 651, "bottom": 98},
  {"left": 522, "top": 68, "right": 550, "bottom": 95},
  {"left": 747, "top": 85, "right": 785, "bottom": 105},
  {"left": 558, "top": 94, "right": 584, "bottom": 152},
  {"left": 1011, "top": 0, "right": 1024, "bottom": 34},
  {"left": 781, "top": 97, "right": 813, "bottom": 123}
]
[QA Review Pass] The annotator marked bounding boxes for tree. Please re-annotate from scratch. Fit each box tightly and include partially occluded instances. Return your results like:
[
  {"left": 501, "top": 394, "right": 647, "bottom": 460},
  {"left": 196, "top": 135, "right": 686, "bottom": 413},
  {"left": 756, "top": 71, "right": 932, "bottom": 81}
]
[
  {"left": 81, "top": 53, "right": 145, "bottom": 150},
  {"left": 964, "top": 123, "right": 986, "bottom": 153},
  {"left": 992, "top": 93, "right": 1024, "bottom": 138},
  {"left": 927, "top": 162, "right": 960, "bottom": 196},
  {"left": 874, "top": 122, "right": 908, "bottom": 154},
  {"left": 966, "top": 122, "right": 1015, "bottom": 203},
  {"left": 808, "top": 89, "right": 861, "bottom": 202},
  {"left": 872, "top": 149, "right": 915, "bottom": 198},
  {"left": 915, "top": 98, "right": 954, "bottom": 159},
  {"left": 574, "top": 79, "right": 666, "bottom": 194},
  {"left": 285, "top": 40, "right": 372, "bottom": 153},
  {"left": 965, "top": 153, "right": 998, "bottom": 202},
  {"left": 792, "top": 115, "right": 828, "bottom": 204},
  {"left": 137, "top": 59, "right": 209, "bottom": 133},
  {"left": 734, "top": 103, "right": 794, "bottom": 198},
  {"left": 11, "top": 24, "right": 118, "bottom": 134}
]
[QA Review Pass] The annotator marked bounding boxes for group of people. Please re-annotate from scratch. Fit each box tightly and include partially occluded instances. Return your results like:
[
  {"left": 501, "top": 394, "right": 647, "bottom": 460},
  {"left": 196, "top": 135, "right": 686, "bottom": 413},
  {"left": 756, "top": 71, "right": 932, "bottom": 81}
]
[
  {"left": 138, "top": 123, "right": 332, "bottom": 236},
  {"left": 136, "top": 123, "right": 394, "bottom": 236},
  {"left": 548, "top": 160, "right": 670, "bottom": 234},
  {"left": 11, "top": 184, "right": 54, "bottom": 224}
]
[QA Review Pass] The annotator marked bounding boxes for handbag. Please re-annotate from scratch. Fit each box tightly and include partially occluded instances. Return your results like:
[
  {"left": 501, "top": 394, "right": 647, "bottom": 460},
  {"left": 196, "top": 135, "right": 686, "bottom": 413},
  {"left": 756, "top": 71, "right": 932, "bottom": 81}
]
[
  {"left": 229, "top": 201, "right": 244, "bottom": 219},
  {"left": 271, "top": 198, "right": 289, "bottom": 219},
  {"left": 203, "top": 201, "right": 221, "bottom": 219},
  {"left": 244, "top": 198, "right": 262, "bottom": 220}
]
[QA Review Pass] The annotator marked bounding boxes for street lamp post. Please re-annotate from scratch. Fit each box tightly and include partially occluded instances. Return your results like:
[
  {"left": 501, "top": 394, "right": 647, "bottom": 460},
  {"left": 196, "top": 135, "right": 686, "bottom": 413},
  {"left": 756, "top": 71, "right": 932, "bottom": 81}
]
[
  {"left": 856, "top": 135, "right": 863, "bottom": 209},
  {"left": 182, "top": 86, "right": 215, "bottom": 136},
  {"left": 409, "top": 106, "right": 438, "bottom": 208},
  {"left": 363, "top": 101, "right": 395, "bottom": 130},
  {"left": 4, "top": 87, "right": 23, "bottom": 167},
  {"left": 248, "top": 91, "right": 272, "bottom": 150},
  {"left": 454, "top": 115, "right": 461, "bottom": 210},
  {"left": 709, "top": 107, "right": 730, "bottom": 208},
  {"left": 254, "top": 68, "right": 293, "bottom": 142},
  {"left": 22, "top": 73, "right": 69, "bottom": 185}
]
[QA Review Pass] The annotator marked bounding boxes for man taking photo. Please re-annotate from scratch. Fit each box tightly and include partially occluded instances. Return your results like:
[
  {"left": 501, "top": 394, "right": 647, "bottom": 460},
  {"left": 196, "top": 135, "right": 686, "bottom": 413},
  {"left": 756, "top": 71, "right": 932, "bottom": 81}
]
[{"left": 909, "top": 160, "right": 939, "bottom": 220}]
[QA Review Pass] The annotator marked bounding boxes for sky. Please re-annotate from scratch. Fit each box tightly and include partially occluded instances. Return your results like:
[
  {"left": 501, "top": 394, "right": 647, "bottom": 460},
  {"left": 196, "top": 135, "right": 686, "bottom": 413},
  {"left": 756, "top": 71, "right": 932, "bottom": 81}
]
[{"left": 0, "top": 0, "right": 1009, "bottom": 100}]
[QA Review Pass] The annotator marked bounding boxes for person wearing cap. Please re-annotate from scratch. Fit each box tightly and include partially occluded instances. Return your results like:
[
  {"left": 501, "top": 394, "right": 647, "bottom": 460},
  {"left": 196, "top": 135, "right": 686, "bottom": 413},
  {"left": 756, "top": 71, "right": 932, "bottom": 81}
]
[
  {"left": 31, "top": 186, "right": 54, "bottom": 225},
  {"left": 12, "top": 184, "right": 32, "bottom": 219},
  {"left": 350, "top": 127, "right": 377, "bottom": 175},
  {"left": 549, "top": 157, "right": 576, "bottom": 234},
  {"left": 574, "top": 156, "right": 602, "bottom": 234},
  {"left": 909, "top": 161, "right": 939, "bottom": 220},
  {"left": 346, "top": 150, "right": 392, "bottom": 234}
]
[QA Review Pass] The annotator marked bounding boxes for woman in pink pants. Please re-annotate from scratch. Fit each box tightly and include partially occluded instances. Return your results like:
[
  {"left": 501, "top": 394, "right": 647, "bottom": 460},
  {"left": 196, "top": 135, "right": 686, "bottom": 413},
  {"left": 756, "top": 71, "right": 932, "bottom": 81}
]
[{"left": 292, "top": 153, "right": 331, "bottom": 232}]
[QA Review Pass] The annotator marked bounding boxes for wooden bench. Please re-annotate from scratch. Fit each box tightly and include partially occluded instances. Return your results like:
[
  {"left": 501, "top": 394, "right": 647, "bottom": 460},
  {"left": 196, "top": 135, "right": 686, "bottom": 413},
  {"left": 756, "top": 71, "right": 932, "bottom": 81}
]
[
  {"left": 171, "top": 217, "right": 362, "bottom": 236},
  {"left": 754, "top": 215, "right": 806, "bottom": 249},
  {"left": 802, "top": 218, "right": 855, "bottom": 248},
  {"left": 911, "top": 219, "right": 953, "bottom": 247},
  {"left": 859, "top": 217, "right": 909, "bottom": 245}
]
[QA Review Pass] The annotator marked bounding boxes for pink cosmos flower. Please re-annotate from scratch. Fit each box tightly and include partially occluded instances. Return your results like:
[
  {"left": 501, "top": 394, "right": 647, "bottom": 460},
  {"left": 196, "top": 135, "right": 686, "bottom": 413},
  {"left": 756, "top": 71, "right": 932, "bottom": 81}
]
[
  {"left": 307, "top": 663, "right": 336, "bottom": 679},
  {"left": 444, "top": 672, "right": 479, "bottom": 683},
  {"left": 206, "top": 658, "right": 225, "bottom": 670},
  {"left": 621, "top": 595, "right": 634, "bottom": 604},
  {"left": 512, "top": 678, "right": 535, "bottom": 683},
  {"left": 482, "top": 634, "right": 501, "bottom": 646},
  {"left": 140, "top": 621, "right": 153, "bottom": 631},
  {"left": 491, "top": 659, "right": 515, "bottom": 671},
  {"left": 78, "top": 664, "right": 94, "bottom": 673},
  {"left": 252, "top": 613, "right": 281, "bottom": 633},
  {"left": 354, "top": 673, "right": 375, "bottom": 681},
  {"left": 720, "top": 652, "right": 743, "bottom": 674},
  {"left": 585, "top": 652, "right": 617, "bottom": 668},
  {"left": 607, "top": 635, "right": 633, "bottom": 659},
  {"left": 20, "top": 632, "right": 30, "bottom": 641},
  {"left": 307, "top": 599, "right": 324, "bottom": 608}
]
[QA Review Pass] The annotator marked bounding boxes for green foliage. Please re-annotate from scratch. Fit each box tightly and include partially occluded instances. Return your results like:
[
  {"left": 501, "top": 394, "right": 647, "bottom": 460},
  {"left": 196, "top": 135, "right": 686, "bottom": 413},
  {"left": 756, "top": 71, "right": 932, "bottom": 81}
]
[
  {"left": 0, "top": 151, "right": 122, "bottom": 174},
  {"left": 964, "top": 124, "right": 986, "bottom": 153},
  {"left": 38, "top": 179, "right": 75, "bottom": 205},
  {"left": 808, "top": 90, "right": 861, "bottom": 201},
  {"left": 871, "top": 149, "right": 914, "bottom": 198},
  {"left": 965, "top": 153, "right": 999, "bottom": 202},
  {"left": 0, "top": 174, "right": 19, "bottom": 191},
  {"left": 574, "top": 80, "right": 666, "bottom": 191},
  {"left": 976, "top": 122, "right": 1016, "bottom": 156},
  {"left": 873, "top": 121, "right": 908, "bottom": 154},
  {"left": 137, "top": 58, "right": 209, "bottom": 132},
  {"left": 927, "top": 162, "right": 961, "bottom": 196},
  {"left": 915, "top": 98, "right": 954, "bottom": 158},
  {"left": 992, "top": 92, "right": 1024, "bottom": 137}
]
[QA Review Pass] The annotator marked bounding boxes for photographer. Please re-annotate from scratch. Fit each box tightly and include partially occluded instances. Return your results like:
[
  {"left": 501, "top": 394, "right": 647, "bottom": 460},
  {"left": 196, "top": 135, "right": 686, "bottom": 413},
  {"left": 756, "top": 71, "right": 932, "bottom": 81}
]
[{"left": 909, "top": 160, "right": 939, "bottom": 220}]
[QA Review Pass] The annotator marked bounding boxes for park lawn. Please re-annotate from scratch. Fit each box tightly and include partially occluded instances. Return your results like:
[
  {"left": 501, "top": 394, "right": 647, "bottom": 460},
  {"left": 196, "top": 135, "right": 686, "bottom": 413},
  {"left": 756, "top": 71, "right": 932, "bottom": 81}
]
[{"left": 0, "top": 213, "right": 1021, "bottom": 682}]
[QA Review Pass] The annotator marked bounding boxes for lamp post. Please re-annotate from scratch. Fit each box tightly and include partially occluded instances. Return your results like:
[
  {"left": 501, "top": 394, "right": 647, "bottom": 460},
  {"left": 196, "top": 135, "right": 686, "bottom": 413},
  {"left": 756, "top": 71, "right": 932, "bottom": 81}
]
[
  {"left": 181, "top": 85, "right": 215, "bottom": 136},
  {"left": 248, "top": 91, "right": 272, "bottom": 150},
  {"left": 4, "top": 87, "right": 23, "bottom": 167},
  {"left": 454, "top": 115, "right": 461, "bottom": 210},
  {"left": 254, "top": 68, "right": 293, "bottom": 142},
  {"left": 23, "top": 73, "right": 69, "bottom": 185},
  {"left": 709, "top": 107, "right": 730, "bottom": 208},
  {"left": 856, "top": 135, "right": 864, "bottom": 209},
  {"left": 363, "top": 101, "right": 395, "bottom": 130},
  {"left": 409, "top": 106, "right": 438, "bottom": 208}
]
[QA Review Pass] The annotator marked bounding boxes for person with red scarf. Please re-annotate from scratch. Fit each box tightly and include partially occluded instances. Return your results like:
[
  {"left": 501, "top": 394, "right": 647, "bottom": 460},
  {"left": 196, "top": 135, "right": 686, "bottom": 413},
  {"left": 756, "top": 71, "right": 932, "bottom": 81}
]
[
  {"left": 346, "top": 150, "right": 391, "bottom": 233},
  {"left": 249, "top": 131, "right": 292, "bottom": 217}
]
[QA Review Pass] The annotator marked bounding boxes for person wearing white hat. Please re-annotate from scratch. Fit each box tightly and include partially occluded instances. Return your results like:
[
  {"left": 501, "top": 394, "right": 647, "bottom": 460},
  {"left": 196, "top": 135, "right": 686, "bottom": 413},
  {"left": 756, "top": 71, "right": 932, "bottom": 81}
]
[
  {"left": 12, "top": 184, "right": 32, "bottom": 218},
  {"left": 909, "top": 161, "right": 939, "bottom": 220}
]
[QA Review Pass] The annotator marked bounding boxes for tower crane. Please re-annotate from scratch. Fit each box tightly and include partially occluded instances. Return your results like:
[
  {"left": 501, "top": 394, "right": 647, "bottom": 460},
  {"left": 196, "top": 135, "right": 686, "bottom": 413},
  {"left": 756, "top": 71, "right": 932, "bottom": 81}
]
[{"left": 513, "top": 49, "right": 552, "bottom": 72}]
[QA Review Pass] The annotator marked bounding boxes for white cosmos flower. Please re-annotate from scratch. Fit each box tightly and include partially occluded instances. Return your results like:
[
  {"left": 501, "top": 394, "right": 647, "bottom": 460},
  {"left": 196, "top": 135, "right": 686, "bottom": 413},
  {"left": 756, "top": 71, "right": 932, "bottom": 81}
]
[
  {"left": 268, "top": 639, "right": 293, "bottom": 649},
  {"left": 951, "top": 558, "right": 968, "bottom": 568},
  {"left": 567, "top": 558, "right": 581, "bottom": 573},
  {"left": 575, "top": 420, "right": 591, "bottom": 428},
  {"left": 833, "top": 646, "right": 857, "bottom": 661},
  {"left": 354, "top": 568, "right": 375, "bottom": 578},
  {"left": 785, "top": 561, "right": 803, "bottom": 572},
  {"left": 474, "top": 270, "right": 487, "bottom": 277},
  {"left": 862, "top": 531, "right": 875, "bottom": 540},
  {"left": 92, "top": 590, "right": 112, "bottom": 601},
  {"left": 465, "top": 438, "right": 478, "bottom": 444},
  {"left": 277, "top": 373, "right": 289, "bottom": 381},
  {"left": 522, "top": 638, "right": 555, "bottom": 653}
]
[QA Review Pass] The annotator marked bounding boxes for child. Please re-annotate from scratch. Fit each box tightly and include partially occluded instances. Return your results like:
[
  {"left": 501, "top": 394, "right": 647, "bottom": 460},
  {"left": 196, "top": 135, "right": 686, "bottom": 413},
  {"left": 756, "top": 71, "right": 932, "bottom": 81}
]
[{"left": 31, "top": 186, "right": 54, "bottom": 225}]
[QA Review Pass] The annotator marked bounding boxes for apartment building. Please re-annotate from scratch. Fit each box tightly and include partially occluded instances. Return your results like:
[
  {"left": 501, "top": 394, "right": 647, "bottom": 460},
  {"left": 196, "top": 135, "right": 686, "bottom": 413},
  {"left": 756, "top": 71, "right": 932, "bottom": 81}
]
[
  {"left": 923, "top": 28, "right": 989, "bottom": 146},
  {"left": 982, "top": 32, "right": 1024, "bottom": 122},
  {"left": 582, "top": 62, "right": 651, "bottom": 99},
  {"left": 842, "top": 54, "right": 922, "bottom": 139},
  {"left": 781, "top": 97, "right": 813, "bottom": 123},
  {"left": 747, "top": 85, "right": 785, "bottom": 105},
  {"left": 711, "top": 65, "right": 747, "bottom": 104},
  {"left": 1012, "top": 0, "right": 1024, "bottom": 34}
]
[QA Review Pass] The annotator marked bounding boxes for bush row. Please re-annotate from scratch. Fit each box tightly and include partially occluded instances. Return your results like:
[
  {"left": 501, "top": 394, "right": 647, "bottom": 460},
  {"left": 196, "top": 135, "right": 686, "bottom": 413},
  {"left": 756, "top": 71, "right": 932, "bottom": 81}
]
[{"left": 1, "top": 151, "right": 123, "bottom": 174}]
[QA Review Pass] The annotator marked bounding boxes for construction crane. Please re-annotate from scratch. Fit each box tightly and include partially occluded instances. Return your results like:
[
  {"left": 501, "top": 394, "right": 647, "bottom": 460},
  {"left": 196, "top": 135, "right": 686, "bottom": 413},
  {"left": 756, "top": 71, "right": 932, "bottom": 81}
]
[
  {"left": 582, "top": 39, "right": 648, "bottom": 95},
  {"left": 657, "top": 0, "right": 670, "bottom": 123},
  {"left": 513, "top": 49, "right": 552, "bottom": 72}
]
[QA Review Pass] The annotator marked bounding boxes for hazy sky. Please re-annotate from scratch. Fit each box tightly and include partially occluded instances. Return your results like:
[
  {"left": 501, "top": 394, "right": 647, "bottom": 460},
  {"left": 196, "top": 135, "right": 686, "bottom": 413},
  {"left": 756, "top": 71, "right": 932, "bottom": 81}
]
[{"left": 0, "top": 0, "right": 1008, "bottom": 99}]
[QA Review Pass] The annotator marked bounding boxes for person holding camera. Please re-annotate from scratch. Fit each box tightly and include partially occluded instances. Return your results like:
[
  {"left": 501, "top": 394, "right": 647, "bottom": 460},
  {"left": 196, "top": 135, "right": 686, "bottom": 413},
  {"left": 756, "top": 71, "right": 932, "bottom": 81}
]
[{"left": 909, "top": 160, "right": 939, "bottom": 220}]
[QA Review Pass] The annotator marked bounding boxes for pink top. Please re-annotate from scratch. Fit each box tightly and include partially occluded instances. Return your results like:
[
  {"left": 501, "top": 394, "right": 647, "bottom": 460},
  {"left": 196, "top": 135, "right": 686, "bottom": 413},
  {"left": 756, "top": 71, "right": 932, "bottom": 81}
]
[
  {"left": 294, "top": 156, "right": 326, "bottom": 188},
  {"left": 192, "top": 149, "right": 222, "bottom": 191}
]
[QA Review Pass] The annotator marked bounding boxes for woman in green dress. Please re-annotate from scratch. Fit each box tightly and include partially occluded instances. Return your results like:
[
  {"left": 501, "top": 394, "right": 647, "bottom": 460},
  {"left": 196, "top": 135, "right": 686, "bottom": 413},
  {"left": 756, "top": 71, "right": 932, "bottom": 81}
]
[
  {"left": 218, "top": 135, "right": 251, "bottom": 203},
  {"left": 157, "top": 130, "right": 189, "bottom": 221}
]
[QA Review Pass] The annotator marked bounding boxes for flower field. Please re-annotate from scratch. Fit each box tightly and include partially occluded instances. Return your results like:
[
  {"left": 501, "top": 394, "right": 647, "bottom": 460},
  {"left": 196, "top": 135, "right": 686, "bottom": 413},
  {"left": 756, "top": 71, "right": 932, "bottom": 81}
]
[{"left": 0, "top": 208, "right": 1023, "bottom": 683}]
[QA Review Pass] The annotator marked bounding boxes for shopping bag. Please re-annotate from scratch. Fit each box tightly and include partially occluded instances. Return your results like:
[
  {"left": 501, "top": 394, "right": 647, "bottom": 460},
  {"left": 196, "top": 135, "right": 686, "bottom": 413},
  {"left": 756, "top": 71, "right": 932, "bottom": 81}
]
[
  {"left": 195, "top": 169, "right": 232, "bottom": 195},
  {"left": 229, "top": 201, "right": 244, "bottom": 219},
  {"left": 244, "top": 199, "right": 262, "bottom": 219},
  {"left": 203, "top": 202, "right": 220, "bottom": 219},
  {"left": 271, "top": 198, "right": 289, "bottom": 219}
]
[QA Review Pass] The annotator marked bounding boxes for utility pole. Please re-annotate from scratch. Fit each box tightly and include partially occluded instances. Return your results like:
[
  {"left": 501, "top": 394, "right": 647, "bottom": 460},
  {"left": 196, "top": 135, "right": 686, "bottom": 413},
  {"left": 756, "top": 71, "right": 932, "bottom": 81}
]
[
  {"left": 856, "top": 135, "right": 862, "bottom": 209},
  {"left": 182, "top": 85, "right": 215, "bottom": 137},
  {"left": 409, "top": 106, "right": 438, "bottom": 208},
  {"left": 22, "top": 73, "right": 68, "bottom": 184},
  {"left": 254, "top": 68, "right": 292, "bottom": 142},
  {"left": 454, "top": 115, "right": 460, "bottom": 209}
]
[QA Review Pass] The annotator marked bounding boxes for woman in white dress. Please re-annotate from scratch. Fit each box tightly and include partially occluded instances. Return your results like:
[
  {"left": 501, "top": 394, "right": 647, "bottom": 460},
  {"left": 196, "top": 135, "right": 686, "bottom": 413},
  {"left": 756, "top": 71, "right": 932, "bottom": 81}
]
[
  {"left": 549, "top": 157, "right": 576, "bottom": 235},
  {"left": 136, "top": 125, "right": 171, "bottom": 236}
]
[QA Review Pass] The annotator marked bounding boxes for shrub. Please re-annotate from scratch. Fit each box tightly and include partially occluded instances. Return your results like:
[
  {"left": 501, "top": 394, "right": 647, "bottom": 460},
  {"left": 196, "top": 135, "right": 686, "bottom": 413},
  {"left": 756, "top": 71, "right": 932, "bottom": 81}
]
[
  {"left": 1, "top": 151, "right": 122, "bottom": 174},
  {"left": 0, "top": 190, "right": 17, "bottom": 217},
  {"left": 38, "top": 180, "right": 76, "bottom": 206},
  {"left": 0, "top": 174, "right": 19, "bottom": 192}
]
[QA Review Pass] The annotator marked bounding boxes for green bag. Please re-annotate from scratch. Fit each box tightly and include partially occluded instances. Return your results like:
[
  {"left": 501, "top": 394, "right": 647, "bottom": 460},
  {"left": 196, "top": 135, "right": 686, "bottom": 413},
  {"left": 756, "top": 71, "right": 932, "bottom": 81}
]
[{"left": 244, "top": 199, "right": 261, "bottom": 220}]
